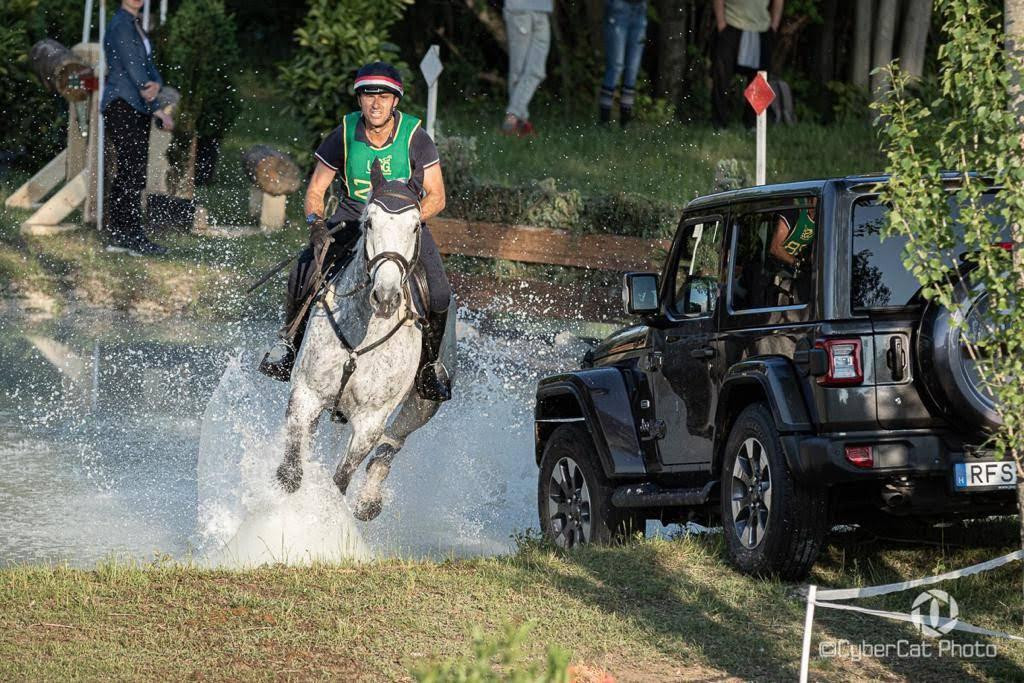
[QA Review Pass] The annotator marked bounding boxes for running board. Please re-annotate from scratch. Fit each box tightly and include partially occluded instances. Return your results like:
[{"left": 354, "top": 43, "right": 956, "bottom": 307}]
[{"left": 611, "top": 480, "right": 717, "bottom": 508}]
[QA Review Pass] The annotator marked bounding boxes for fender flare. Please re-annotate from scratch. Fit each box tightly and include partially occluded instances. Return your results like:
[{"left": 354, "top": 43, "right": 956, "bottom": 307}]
[{"left": 535, "top": 368, "right": 647, "bottom": 479}]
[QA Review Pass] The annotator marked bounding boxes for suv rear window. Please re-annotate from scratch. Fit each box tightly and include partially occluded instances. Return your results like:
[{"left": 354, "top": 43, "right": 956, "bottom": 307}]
[{"left": 851, "top": 193, "right": 1005, "bottom": 310}]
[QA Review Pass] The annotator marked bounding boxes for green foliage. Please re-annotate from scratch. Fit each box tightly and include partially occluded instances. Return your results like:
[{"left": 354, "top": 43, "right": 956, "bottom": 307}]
[
  {"left": 278, "top": 0, "right": 413, "bottom": 143},
  {"left": 874, "top": 0, "right": 1024, "bottom": 461},
  {"left": 160, "top": 0, "right": 241, "bottom": 140},
  {"left": 413, "top": 623, "right": 570, "bottom": 683},
  {"left": 0, "top": 0, "right": 65, "bottom": 168},
  {"left": 825, "top": 80, "right": 870, "bottom": 123}
]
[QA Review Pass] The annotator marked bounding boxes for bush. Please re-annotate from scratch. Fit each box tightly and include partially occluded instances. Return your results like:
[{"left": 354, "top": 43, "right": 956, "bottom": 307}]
[
  {"left": 0, "top": 0, "right": 65, "bottom": 170},
  {"left": 278, "top": 0, "right": 413, "bottom": 144},
  {"left": 413, "top": 622, "right": 570, "bottom": 683}
]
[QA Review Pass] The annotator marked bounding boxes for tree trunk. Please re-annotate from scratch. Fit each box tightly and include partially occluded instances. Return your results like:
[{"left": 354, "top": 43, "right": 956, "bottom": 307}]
[
  {"left": 463, "top": 0, "right": 507, "bottom": 52},
  {"left": 241, "top": 144, "right": 302, "bottom": 196},
  {"left": 656, "top": 0, "right": 688, "bottom": 110},
  {"left": 28, "top": 39, "right": 93, "bottom": 101},
  {"left": 852, "top": 0, "right": 873, "bottom": 89},
  {"left": 899, "top": 0, "right": 933, "bottom": 79},
  {"left": 815, "top": 0, "right": 838, "bottom": 84},
  {"left": 870, "top": 0, "right": 898, "bottom": 99}
]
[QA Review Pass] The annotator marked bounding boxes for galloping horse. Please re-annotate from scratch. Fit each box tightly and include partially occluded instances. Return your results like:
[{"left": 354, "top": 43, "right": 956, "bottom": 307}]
[{"left": 275, "top": 162, "right": 453, "bottom": 521}]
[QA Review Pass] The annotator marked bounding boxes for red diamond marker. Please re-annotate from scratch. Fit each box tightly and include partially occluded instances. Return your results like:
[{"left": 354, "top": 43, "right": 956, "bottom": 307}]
[{"left": 744, "top": 72, "right": 776, "bottom": 116}]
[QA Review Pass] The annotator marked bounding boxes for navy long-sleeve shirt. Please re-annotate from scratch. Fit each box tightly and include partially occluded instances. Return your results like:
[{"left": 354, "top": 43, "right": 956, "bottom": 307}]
[{"left": 101, "top": 8, "right": 163, "bottom": 114}]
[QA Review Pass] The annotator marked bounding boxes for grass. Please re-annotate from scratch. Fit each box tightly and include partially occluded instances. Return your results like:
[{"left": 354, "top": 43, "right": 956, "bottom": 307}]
[
  {"left": 0, "top": 521, "right": 1022, "bottom": 681},
  {"left": 0, "top": 72, "right": 884, "bottom": 317}
]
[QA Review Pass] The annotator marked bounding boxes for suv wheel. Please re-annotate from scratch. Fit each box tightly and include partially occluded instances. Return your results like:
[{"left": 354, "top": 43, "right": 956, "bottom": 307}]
[
  {"left": 538, "top": 424, "right": 643, "bottom": 548},
  {"left": 720, "top": 404, "right": 828, "bottom": 579}
]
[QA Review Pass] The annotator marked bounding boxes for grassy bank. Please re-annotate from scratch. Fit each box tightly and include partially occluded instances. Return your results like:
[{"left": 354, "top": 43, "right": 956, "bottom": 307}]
[
  {"left": 1, "top": 522, "right": 1022, "bottom": 681},
  {"left": 0, "top": 72, "right": 884, "bottom": 318}
]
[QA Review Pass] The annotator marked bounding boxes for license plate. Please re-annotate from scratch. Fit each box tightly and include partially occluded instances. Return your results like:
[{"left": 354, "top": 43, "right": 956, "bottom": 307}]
[{"left": 954, "top": 461, "right": 1017, "bottom": 490}]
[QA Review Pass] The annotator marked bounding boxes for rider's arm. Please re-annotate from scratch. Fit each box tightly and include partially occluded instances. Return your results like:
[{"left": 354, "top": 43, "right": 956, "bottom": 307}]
[
  {"left": 304, "top": 161, "right": 337, "bottom": 221},
  {"left": 419, "top": 163, "right": 446, "bottom": 222},
  {"left": 769, "top": 215, "right": 796, "bottom": 266}
]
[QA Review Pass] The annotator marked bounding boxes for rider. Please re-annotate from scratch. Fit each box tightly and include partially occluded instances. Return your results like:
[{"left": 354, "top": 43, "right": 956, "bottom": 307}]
[{"left": 259, "top": 62, "right": 453, "bottom": 402}]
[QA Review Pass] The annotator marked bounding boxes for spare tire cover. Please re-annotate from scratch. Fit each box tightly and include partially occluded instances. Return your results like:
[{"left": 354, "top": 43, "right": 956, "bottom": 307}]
[{"left": 917, "top": 279, "right": 1001, "bottom": 433}]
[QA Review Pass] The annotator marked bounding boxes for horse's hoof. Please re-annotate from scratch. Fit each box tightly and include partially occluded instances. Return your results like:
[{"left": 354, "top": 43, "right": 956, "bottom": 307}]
[
  {"left": 353, "top": 496, "right": 382, "bottom": 522},
  {"left": 333, "top": 469, "right": 352, "bottom": 496},
  {"left": 276, "top": 462, "right": 302, "bottom": 493}
]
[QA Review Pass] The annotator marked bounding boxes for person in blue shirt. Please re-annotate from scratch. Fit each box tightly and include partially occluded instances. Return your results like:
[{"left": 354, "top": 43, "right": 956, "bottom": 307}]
[{"left": 101, "top": 0, "right": 172, "bottom": 255}]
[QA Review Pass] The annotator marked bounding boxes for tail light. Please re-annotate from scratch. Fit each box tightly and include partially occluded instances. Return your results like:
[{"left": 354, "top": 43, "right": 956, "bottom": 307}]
[
  {"left": 815, "top": 338, "right": 863, "bottom": 386},
  {"left": 845, "top": 445, "right": 874, "bottom": 468}
]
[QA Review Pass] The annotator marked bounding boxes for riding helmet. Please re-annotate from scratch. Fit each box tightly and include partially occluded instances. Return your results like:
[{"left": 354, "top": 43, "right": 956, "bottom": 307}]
[{"left": 354, "top": 62, "right": 404, "bottom": 98}]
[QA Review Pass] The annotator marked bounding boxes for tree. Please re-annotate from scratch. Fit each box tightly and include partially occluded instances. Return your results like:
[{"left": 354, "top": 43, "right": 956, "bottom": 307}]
[
  {"left": 875, "top": 0, "right": 1024, "bottom": 548},
  {"left": 851, "top": 0, "right": 873, "bottom": 89},
  {"left": 871, "top": 0, "right": 898, "bottom": 98},
  {"left": 899, "top": 0, "right": 933, "bottom": 78}
]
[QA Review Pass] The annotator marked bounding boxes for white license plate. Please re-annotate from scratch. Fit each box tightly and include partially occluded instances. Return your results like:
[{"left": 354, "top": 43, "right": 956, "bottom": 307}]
[{"left": 954, "top": 461, "right": 1017, "bottom": 490}]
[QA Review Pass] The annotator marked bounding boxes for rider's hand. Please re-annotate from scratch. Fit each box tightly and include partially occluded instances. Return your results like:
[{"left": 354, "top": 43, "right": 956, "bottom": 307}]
[{"left": 310, "top": 218, "right": 333, "bottom": 253}]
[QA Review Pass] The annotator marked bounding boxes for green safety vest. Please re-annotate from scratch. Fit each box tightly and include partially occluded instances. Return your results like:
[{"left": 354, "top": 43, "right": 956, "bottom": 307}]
[
  {"left": 781, "top": 208, "right": 816, "bottom": 258},
  {"left": 342, "top": 111, "right": 421, "bottom": 203}
]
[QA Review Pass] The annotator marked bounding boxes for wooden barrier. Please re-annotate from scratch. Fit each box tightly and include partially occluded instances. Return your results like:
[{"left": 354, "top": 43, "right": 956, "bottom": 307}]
[{"left": 430, "top": 218, "right": 670, "bottom": 272}]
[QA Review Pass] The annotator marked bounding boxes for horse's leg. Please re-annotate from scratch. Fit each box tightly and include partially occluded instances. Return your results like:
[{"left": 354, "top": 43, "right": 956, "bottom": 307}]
[
  {"left": 276, "top": 382, "right": 322, "bottom": 493},
  {"left": 332, "top": 407, "right": 388, "bottom": 499},
  {"left": 353, "top": 393, "right": 441, "bottom": 521}
]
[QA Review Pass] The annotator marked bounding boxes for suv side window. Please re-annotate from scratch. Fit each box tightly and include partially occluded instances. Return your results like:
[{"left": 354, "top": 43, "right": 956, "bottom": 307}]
[
  {"left": 729, "top": 199, "right": 816, "bottom": 312},
  {"left": 669, "top": 218, "right": 724, "bottom": 317}
]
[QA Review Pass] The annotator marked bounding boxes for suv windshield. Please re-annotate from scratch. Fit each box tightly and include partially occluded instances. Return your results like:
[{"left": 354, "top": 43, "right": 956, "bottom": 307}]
[{"left": 851, "top": 192, "right": 1005, "bottom": 310}]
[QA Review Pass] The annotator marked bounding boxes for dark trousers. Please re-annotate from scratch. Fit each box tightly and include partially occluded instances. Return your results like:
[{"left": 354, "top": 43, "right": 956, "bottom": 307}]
[
  {"left": 286, "top": 222, "right": 452, "bottom": 331},
  {"left": 103, "top": 98, "right": 151, "bottom": 241},
  {"left": 712, "top": 25, "right": 774, "bottom": 129}
]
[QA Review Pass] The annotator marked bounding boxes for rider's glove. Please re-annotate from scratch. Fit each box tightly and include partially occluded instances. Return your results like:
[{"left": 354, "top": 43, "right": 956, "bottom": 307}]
[{"left": 309, "top": 218, "right": 333, "bottom": 253}]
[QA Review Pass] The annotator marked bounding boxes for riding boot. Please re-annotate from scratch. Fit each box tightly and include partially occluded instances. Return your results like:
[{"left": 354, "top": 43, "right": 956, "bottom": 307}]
[
  {"left": 415, "top": 306, "right": 453, "bottom": 402},
  {"left": 258, "top": 288, "right": 310, "bottom": 382}
]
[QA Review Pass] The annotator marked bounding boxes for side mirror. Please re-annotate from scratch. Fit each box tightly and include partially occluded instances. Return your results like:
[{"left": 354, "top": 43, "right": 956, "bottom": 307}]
[
  {"left": 623, "top": 272, "right": 660, "bottom": 315},
  {"left": 682, "top": 276, "right": 718, "bottom": 316}
]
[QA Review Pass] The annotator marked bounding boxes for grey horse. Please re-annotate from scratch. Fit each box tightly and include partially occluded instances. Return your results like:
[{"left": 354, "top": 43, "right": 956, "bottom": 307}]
[{"left": 275, "top": 165, "right": 454, "bottom": 521}]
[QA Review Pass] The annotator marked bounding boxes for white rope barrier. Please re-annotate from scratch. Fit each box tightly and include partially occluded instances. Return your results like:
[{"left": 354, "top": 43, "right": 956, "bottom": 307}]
[{"left": 799, "top": 549, "right": 1024, "bottom": 682}]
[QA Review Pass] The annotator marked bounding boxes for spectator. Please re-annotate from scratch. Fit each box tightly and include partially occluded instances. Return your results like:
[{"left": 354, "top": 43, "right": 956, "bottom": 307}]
[
  {"left": 501, "top": 0, "right": 553, "bottom": 137},
  {"left": 599, "top": 0, "right": 648, "bottom": 127},
  {"left": 101, "top": 0, "right": 173, "bottom": 255},
  {"left": 712, "top": 0, "right": 783, "bottom": 129}
]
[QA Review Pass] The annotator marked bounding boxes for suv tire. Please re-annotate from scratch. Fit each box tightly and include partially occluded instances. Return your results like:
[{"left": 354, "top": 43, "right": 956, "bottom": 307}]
[
  {"left": 538, "top": 424, "right": 643, "bottom": 548},
  {"left": 720, "top": 404, "right": 828, "bottom": 579}
]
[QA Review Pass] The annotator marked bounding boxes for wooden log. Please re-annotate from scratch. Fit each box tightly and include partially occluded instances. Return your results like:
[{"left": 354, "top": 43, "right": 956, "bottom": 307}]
[
  {"left": 260, "top": 193, "right": 287, "bottom": 230},
  {"left": 431, "top": 218, "right": 670, "bottom": 272},
  {"left": 5, "top": 149, "right": 67, "bottom": 209},
  {"left": 28, "top": 39, "right": 93, "bottom": 101},
  {"left": 241, "top": 145, "right": 301, "bottom": 196},
  {"left": 22, "top": 171, "right": 88, "bottom": 229}
]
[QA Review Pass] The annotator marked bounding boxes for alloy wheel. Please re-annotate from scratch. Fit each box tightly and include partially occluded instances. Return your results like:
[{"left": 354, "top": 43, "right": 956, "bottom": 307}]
[
  {"left": 546, "top": 456, "right": 593, "bottom": 548},
  {"left": 730, "top": 437, "right": 773, "bottom": 549}
]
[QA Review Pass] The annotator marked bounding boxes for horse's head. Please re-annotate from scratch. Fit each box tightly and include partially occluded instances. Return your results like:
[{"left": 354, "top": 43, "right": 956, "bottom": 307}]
[{"left": 362, "top": 158, "right": 422, "bottom": 318}]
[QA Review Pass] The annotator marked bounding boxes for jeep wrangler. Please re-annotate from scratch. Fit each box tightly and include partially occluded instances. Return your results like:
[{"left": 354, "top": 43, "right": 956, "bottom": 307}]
[{"left": 534, "top": 175, "right": 1015, "bottom": 580}]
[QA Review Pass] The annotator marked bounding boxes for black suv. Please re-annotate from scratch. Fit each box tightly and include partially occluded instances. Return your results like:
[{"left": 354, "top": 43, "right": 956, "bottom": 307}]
[{"left": 534, "top": 175, "right": 1015, "bottom": 579}]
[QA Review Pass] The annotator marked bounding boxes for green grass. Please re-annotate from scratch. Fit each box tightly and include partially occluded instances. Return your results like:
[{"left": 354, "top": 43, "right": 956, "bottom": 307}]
[{"left": 0, "top": 521, "right": 1021, "bottom": 681}]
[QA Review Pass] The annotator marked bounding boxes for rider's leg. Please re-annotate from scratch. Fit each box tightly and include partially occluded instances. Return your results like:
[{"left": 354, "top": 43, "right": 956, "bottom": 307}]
[
  {"left": 259, "top": 225, "right": 361, "bottom": 381},
  {"left": 415, "top": 226, "right": 454, "bottom": 402}
]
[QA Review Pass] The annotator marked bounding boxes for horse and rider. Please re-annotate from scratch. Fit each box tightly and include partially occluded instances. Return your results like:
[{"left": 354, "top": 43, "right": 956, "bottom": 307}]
[
  {"left": 257, "top": 62, "right": 456, "bottom": 519},
  {"left": 259, "top": 61, "right": 453, "bottom": 404}
]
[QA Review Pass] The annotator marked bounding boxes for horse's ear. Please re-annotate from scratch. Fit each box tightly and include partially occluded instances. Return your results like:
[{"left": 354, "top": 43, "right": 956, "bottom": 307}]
[{"left": 370, "top": 158, "right": 385, "bottom": 192}]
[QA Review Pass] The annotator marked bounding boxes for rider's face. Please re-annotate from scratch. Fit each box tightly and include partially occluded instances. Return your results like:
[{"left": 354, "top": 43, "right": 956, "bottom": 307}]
[{"left": 359, "top": 93, "right": 397, "bottom": 128}]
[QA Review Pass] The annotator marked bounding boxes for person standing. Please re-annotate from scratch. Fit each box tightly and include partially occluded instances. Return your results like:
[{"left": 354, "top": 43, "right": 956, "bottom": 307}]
[
  {"left": 711, "top": 0, "right": 784, "bottom": 129},
  {"left": 259, "top": 62, "right": 453, "bottom": 402},
  {"left": 501, "top": 0, "right": 553, "bottom": 137},
  {"left": 101, "top": 0, "right": 172, "bottom": 255},
  {"left": 599, "top": 0, "right": 648, "bottom": 127}
]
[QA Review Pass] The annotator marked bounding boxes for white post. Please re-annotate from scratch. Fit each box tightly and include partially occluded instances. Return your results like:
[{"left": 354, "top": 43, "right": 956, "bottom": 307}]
[
  {"left": 97, "top": 0, "right": 106, "bottom": 235},
  {"left": 82, "top": 0, "right": 94, "bottom": 44},
  {"left": 756, "top": 69, "right": 767, "bottom": 186},
  {"left": 143, "top": 0, "right": 151, "bottom": 31},
  {"left": 419, "top": 45, "right": 443, "bottom": 140},
  {"left": 160, "top": 0, "right": 168, "bottom": 24},
  {"left": 799, "top": 584, "right": 817, "bottom": 683}
]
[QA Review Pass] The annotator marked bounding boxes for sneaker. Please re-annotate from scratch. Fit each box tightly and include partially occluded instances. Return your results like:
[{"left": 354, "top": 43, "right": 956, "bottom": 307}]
[
  {"left": 517, "top": 120, "right": 536, "bottom": 137},
  {"left": 104, "top": 237, "right": 142, "bottom": 256},
  {"left": 500, "top": 113, "right": 519, "bottom": 135},
  {"left": 134, "top": 237, "right": 168, "bottom": 256}
]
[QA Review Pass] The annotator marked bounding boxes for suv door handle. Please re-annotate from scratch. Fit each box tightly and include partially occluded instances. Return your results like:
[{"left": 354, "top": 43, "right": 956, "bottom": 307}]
[{"left": 690, "top": 347, "right": 715, "bottom": 360}]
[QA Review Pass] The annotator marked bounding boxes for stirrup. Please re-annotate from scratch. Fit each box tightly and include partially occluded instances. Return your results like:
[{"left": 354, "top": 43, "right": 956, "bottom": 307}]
[
  {"left": 258, "top": 339, "right": 295, "bottom": 382},
  {"left": 416, "top": 360, "right": 452, "bottom": 402}
]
